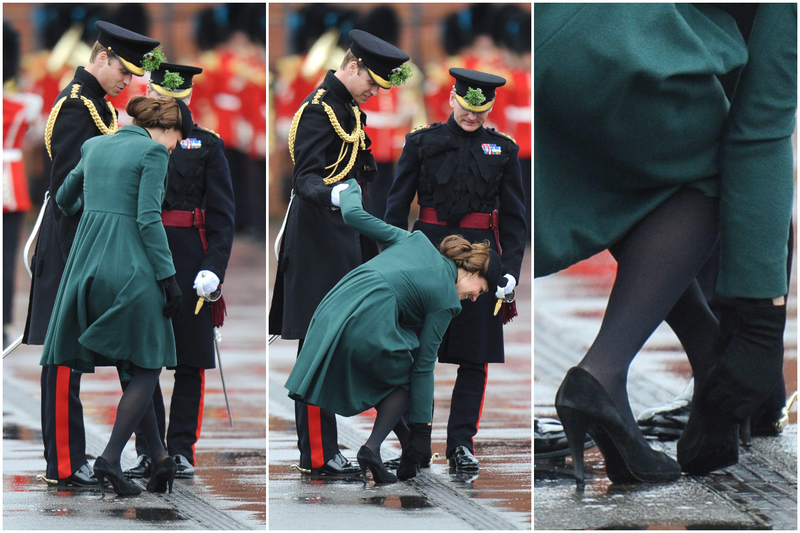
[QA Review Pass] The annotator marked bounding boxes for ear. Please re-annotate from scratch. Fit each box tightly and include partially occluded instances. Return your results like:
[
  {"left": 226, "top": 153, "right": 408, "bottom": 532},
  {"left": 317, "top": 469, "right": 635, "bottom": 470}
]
[{"left": 349, "top": 60, "right": 359, "bottom": 75}]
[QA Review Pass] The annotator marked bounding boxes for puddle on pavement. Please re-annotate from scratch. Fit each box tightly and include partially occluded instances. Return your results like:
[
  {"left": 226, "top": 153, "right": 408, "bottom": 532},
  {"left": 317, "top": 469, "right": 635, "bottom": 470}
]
[
  {"left": 3, "top": 422, "right": 41, "bottom": 441},
  {"left": 102, "top": 508, "right": 187, "bottom": 522},
  {"left": 361, "top": 495, "right": 435, "bottom": 509}
]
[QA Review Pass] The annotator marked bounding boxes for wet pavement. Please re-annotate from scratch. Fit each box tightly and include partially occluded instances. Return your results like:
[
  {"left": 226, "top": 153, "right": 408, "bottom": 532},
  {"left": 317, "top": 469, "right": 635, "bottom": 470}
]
[
  {"left": 534, "top": 250, "right": 798, "bottom": 530},
  {"left": 267, "top": 222, "right": 532, "bottom": 530},
  {"left": 3, "top": 233, "right": 267, "bottom": 530}
]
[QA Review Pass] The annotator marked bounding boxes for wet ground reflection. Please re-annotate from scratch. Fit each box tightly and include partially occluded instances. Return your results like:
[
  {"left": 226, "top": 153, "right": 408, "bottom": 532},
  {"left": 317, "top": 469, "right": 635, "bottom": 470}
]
[{"left": 102, "top": 508, "right": 187, "bottom": 522}]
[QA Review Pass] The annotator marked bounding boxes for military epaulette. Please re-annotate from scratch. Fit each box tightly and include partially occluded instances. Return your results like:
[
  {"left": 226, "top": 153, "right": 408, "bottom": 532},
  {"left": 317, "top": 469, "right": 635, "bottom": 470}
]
[
  {"left": 487, "top": 128, "right": 517, "bottom": 145},
  {"left": 409, "top": 122, "right": 442, "bottom": 135},
  {"left": 45, "top": 81, "right": 118, "bottom": 159},
  {"left": 311, "top": 88, "right": 327, "bottom": 104},
  {"left": 200, "top": 126, "right": 221, "bottom": 138}
]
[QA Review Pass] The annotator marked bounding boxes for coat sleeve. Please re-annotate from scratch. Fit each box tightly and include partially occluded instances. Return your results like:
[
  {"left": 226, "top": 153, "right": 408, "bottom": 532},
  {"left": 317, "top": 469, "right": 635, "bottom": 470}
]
[
  {"left": 497, "top": 145, "right": 527, "bottom": 283},
  {"left": 717, "top": 3, "right": 797, "bottom": 298},
  {"left": 409, "top": 306, "right": 458, "bottom": 423},
  {"left": 291, "top": 103, "right": 341, "bottom": 208},
  {"left": 384, "top": 132, "right": 421, "bottom": 229},
  {"left": 55, "top": 156, "right": 84, "bottom": 216},
  {"left": 137, "top": 144, "right": 176, "bottom": 281},
  {"left": 49, "top": 97, "right": 114, "bottom": 260},
  {"left": 200, "top": 135, "right": 236, "bottom": 283},
  {"left": 339, "top": 179, "right": 408, "bottom": 248}
]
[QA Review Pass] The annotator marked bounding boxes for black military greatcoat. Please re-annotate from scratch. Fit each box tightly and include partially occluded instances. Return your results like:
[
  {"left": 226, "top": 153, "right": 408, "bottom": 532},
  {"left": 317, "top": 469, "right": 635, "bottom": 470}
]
[
  {"left": 24, "top": 67, "right": 118, "bottom": 344},
  {"left": 270, "top": 70, "right": 378, "bottom": 340},
  {"left": 164, "top": 125, "right": 235, "bottom": 368},
  {"left": 385, "top": 115, "right": 526, "bottom": 364}
]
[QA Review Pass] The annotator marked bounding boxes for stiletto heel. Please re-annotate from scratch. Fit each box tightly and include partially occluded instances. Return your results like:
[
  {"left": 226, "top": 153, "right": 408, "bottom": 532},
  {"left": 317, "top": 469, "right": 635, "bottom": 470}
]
[
  {"left": 556, "top": 405, "right": 590, "bottom": 485},
  {"left": 94, "top": 457, "right": 142, "bottom": 496},
  {"left": 555, "top": 367, "right": 681, "bottom": 485},
  {"left": 357, "top": 446, "right": 398, "bottom": 484},
  {"left": 147, "top": 456, "right": 178, "bottom": 493}
]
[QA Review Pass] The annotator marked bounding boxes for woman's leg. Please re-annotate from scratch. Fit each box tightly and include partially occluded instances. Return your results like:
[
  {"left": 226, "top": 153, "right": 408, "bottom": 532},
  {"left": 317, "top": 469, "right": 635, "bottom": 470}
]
[
  {"left": 100, "top": 365, "right": 168, "bottom": 473},
  {"left": 365, "top": 387, "right": 410, "bottom": 457},
  {"left": 578, "top": 188, "right": 719, "bottom": 426}
]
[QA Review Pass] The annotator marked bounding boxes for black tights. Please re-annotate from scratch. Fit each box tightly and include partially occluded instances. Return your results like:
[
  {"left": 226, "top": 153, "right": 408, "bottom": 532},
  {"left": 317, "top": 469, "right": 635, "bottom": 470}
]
[
  {"left": 102, "top": 365, "right": 168, "bottom": 474},
  {"left": 365, "top": 387, "right": 410, "bottom": 458},
  {"left": 578, "top": 188, "right": 719, "bottom": 426}
]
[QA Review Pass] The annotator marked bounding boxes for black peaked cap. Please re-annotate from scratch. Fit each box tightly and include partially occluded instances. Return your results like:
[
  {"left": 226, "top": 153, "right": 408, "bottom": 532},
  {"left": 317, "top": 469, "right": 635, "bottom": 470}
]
[
  {"left": 150, "top": 62, "right": 203, "bottom": 98},
  {"left": 95, "top": 20, "right": 159, "bottom": 76},
  {"left": 450, "top": 67, "right": 506, "bottom": 113},
  {"left": 348, "top": 29, "right": 409, "bottom": 90}
]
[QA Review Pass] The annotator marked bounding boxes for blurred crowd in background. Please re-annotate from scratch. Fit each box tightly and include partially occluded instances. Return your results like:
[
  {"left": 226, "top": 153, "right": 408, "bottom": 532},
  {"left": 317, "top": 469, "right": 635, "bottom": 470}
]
[
  {"left": 4, "top": 3, "right": 267, "bottom": 241},
  {"left": 268, "top": 3, "right": 531, "bottom": 235}
]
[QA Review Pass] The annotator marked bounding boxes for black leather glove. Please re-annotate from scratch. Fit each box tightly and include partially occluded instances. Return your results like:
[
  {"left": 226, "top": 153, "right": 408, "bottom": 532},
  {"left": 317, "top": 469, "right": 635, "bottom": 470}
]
[
  {"left": 158, "top": 275, "right": 183, "bottom": 318},
  {"left": 397, "top": 422, "right": 432, "bottom": 481},
  {"left": 702, "top": 298, "right": 786, "bottom": 422}
]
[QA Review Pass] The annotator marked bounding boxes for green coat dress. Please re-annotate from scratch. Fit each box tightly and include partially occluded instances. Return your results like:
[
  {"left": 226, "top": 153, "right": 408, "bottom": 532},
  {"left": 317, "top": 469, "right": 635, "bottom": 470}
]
[
  {"left": 285, "top": 180, "right": 462, "bottom": 424},
  {"left": 41, "top": 126, "right": 177, "bottom": 374},
  {"left": 534, "top": 3, "right": 748, "bottom": 277}
]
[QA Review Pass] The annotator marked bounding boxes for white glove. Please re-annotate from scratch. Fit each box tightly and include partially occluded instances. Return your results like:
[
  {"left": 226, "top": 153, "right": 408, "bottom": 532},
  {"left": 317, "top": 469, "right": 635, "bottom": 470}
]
[
  {"left": 495, "top": 274, "right": 516, "bottom": 300},
  {"left": 193, "top": 270, "right": 220, "bottom": 297},
  {"left": 331, "top": 183, "right": 350, "bottom": 207}
]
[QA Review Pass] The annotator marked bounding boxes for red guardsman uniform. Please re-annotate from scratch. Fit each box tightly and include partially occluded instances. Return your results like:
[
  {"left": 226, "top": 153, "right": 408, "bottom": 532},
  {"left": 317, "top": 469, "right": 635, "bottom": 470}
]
[
  {"left": 21, "top": 51, "right": 73, "bottom": 121},
  {"left": 3, "top": 93, "right": 39, "bottom": 213}
]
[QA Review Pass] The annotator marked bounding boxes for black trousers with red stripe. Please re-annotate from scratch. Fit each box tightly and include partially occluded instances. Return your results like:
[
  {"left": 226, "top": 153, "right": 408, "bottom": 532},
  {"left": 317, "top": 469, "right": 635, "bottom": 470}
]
[
  {"left": 294, "top": 339, "right": 341, "bottom": 469},
  {"left": 132, "top": 364, "right": 205, "bottom": 465},
  {"left": 445, "top": 362, "right": 488, "bottom": 458},
  {"left": 40, "top": 365, "right": 87, "bottom": 480}
]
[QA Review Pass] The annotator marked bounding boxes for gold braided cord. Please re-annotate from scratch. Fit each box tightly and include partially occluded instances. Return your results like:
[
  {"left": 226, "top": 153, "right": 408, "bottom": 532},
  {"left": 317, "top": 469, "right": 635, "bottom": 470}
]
[
  {"left": 80, "top": 97, "right": 118, "bottom": 136},
  {"left": 44, "top": 96, "right": 68, "bottom": 160},
  {"left": 288, "top": 101, "right": 309, "bottom": 164},
  {"left": 44, "top": 85, "right": 118, "bottom": 160},
  {"left": 320, "top": 102, "right": 365, "bottom": 185},
  {"left": 286, "top": 94, "right": 366, "bottom": 185}
]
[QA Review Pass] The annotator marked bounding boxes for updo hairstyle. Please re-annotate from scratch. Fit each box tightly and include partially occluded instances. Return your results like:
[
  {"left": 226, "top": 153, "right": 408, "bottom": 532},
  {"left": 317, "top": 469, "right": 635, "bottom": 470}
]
[
  {"left": 126, "top": 96, "right": 182, "bottom": 132},
  {"left": 439, "top": 235, "right": 491, "bottom": 277}
]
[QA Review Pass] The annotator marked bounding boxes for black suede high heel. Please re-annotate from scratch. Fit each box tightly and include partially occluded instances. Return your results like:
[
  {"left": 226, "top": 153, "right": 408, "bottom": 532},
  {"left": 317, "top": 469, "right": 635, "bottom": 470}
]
[
  {"left": 146, "top": 456, "right": 178, "bottom": 493},
  {"left": 555, "top": 367, "right": 681, "bottom": 486},
  {"left": 357, "top": 446, "right": 398, "bottom": 484},
  {"left": 94, "top": 457, "right": 142, "bottom": 496}
]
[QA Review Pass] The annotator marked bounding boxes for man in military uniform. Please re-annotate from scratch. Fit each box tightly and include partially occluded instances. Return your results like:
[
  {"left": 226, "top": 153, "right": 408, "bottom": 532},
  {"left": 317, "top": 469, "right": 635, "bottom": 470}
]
[
  {"left": 123, "top": 62, "right": 235, "bottom": 480},
  {"left": 23, "top": 21, "right": 160, "bottom": 487},
  {"left": 385, "top": 68, "right": 526, "bottom": 473},
  {"left": 270, "top": 29, "right": 411, "bottom": 476}
]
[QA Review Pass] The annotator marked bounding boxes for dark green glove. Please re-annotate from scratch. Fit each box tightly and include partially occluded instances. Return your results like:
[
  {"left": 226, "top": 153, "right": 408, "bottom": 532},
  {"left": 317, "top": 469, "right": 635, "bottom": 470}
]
[
  {"left": 703, "top": 298, "right": 786, "bottom": 422},
  {"left": 158, "top": 275, "right": 183, "bottom": 318}
]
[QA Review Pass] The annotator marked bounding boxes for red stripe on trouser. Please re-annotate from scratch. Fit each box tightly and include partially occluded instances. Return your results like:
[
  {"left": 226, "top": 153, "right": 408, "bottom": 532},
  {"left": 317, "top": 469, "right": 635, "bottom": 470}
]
[
  {"left": 192, "top": 369, "right": 206, "bottom": 463},
  {"left": 307, "top": 406, "right": 325, "bottom": 469},
  {"left": 472, "top": 364, "right": 489, "bottom": 450},
  {"left": 55, "top": 366, "right": 73, "bottom": 479}
]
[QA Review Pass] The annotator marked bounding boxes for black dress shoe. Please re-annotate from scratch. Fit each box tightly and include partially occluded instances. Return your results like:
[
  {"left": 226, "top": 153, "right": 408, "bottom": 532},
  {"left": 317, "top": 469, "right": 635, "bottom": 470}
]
[
  {"left": 64, "top": 463, "right": 99, "bottom": 486},
  {"left": 317, "top": 452, "right": 361, "bottom": 476},
  {"left": 448, "top": 446, "right": 480, "bottom": 472},
  {"left": 173, "top": 454, "right": 195, "bottom": 479},
  {"left": 123, "top": 455, "right": 152, "bottom": 479}
]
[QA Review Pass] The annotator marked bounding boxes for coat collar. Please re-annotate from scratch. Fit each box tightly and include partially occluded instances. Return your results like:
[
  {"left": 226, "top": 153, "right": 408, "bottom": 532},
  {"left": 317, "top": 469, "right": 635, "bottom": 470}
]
[
  {"left": 323, "top": 70, "right": 357, "bottom": 106},
  {"left": 446, "top": 114, "right": 483, "bottom": 138},
  {"left": 73, "top": 66, "right": 108, "bottom": 99}
]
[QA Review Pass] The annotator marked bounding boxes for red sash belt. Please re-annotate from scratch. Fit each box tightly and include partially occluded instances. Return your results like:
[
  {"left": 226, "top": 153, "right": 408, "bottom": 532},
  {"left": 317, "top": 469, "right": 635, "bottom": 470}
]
[
  {"left": 418, "top": 207, "right": 501, "bottom": 254},
  {"left": 160, "top": 208, "right": 226, "bottom": 327},
  {"left": 417, "top": 207, "right": 516, "bottom": 324}
]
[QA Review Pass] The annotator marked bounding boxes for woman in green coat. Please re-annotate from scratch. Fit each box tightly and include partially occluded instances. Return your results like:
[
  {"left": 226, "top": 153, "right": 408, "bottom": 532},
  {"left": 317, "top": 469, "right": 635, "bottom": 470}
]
[
  {"left": 535, "top": 3, "right": 796, "bottom": 485},
  {"left": 285, "top": 179, "right": 503, "bottom": 484},
  {"left": 42, "top": 96, "right": 193, "bottom": 496}
]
